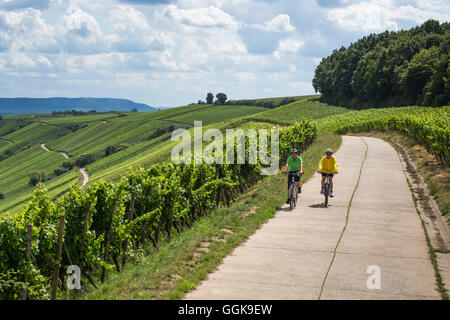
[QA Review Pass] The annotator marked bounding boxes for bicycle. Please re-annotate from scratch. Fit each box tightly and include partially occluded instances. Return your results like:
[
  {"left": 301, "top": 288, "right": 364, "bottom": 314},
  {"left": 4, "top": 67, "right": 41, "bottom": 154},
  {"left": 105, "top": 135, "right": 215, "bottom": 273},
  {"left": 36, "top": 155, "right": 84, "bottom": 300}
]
[
  {"left": 319, "top": 172, "right": 337, "bottom": 208},
  {"left": 287, "top": 172, "right": 303, "bottom": 211}
]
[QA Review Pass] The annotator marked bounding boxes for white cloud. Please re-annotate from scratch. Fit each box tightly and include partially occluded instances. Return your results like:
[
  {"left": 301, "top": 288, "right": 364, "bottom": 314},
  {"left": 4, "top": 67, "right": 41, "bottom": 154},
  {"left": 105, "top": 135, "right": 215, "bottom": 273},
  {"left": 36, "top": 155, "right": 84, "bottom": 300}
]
[
  {"left": 107, "top": 5, "right": 171, "bottom": 53},
  {"left": 328, "top": 0, "right": 450, "bottom": 32},
  {"left": 60, "top": 5, "right": 106, "bottom": 54},
  {"left": 149, "top": 49, "right": 191, "bottom": 71},
  {"left": 235, "top": 71, "right": 256, "bottom": 81},
  {"left": 273, "top": 38, "right": 304, "bottom": 60},
  {"left": 2, "top": 0, "right": 446, "bottom": 106},
  {"left": 9, "top": 52, "right": 36, "bottom": 68},
  {"left": 163, "top": 5, "right": 238, "bottom": 29},
  {"left": 0, "top": 8, "right": 58, "bottom": 52},
  {"left": 109, "top": 5, "right": 150, "bottom": 32},
  {"left": 0, "top": 0, "right": 53, "bottom": 11},
  {"left": 63, "top": 5, "right": 102, "bottom": 39},
  {"left": 328, "top": 1, "right": 399, "bottom": 31},
  {"left": 255, "top": 14, "right": 296, "bottom": 32},
  {"left": 37, "top": 55, "right": 52, "bottom": 67}
]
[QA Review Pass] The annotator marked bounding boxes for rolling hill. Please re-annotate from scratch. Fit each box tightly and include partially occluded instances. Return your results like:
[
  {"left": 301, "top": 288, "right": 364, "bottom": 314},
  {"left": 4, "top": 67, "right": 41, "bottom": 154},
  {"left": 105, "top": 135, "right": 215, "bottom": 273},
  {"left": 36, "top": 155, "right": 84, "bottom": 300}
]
[
  {"left": 0, "top": 93, "right": 448, "bottom": 301},
  {"left": 0, "top": 97, "right": 156, "bottom": 114},
  {"left": 0, "top": 102, "right": 270, "bottom": 213}
]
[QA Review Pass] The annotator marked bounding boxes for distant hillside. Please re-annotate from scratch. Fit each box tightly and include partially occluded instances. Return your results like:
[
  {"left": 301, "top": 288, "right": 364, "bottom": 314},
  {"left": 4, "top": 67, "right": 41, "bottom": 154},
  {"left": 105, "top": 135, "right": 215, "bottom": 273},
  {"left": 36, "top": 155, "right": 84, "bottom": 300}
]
[{"left": 0, "top": 97, "right": 155, "bottom": 114}]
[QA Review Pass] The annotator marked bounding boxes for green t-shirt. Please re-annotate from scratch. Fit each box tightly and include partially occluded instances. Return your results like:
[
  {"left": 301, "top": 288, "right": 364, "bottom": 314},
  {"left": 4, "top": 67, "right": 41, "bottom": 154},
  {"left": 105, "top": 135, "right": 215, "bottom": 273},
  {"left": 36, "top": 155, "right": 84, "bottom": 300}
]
[{"left": 287, "top": 155, "right": 302, "bottom": 172}]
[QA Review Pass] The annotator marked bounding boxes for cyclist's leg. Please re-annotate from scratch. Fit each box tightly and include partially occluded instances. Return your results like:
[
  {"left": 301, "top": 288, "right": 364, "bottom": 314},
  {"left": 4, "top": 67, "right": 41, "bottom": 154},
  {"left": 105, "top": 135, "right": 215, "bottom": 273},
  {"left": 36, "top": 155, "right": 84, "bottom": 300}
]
[
  {"left": 329, "top": 175, "right": 334, "bottom": 191},
  {"left": 320, "top": 174, "right": 326, "bottom": 193}
]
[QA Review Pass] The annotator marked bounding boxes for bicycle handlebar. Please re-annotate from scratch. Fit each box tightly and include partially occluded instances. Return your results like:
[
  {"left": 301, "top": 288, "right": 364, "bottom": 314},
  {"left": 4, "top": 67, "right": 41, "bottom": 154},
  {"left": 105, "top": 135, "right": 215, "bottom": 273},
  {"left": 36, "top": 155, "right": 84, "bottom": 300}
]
[{"left": 283, "top": 171, "right": 304, "bottom": 175}]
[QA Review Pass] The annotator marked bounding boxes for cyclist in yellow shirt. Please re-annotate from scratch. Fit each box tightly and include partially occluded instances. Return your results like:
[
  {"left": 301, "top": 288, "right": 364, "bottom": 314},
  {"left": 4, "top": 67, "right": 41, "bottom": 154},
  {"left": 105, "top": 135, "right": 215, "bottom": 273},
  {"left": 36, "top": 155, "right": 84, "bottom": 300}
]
[{"left": 317, "top": 148, "right": 338, "bottom": 197}]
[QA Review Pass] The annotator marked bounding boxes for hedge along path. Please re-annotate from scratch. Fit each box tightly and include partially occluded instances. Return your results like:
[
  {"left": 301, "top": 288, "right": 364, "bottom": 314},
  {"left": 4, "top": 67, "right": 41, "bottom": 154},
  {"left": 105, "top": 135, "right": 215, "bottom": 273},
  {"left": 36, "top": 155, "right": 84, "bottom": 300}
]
[
  {"left": 185, "top": 136, "right": 440, "bottom": 300},
  {"left": 40, "top": 143, "right": 89, "bottom": 187}
]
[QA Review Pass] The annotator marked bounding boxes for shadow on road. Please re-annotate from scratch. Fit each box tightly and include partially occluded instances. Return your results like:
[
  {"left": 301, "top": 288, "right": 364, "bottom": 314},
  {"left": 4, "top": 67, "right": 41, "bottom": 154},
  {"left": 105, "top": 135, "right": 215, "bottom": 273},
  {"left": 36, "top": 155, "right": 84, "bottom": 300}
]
[
  {"left": 309, "top": 203, "right": 326, "bottom": 208},
  {"left": 279, "top": 205, "right": 293, "bottom": 212}
]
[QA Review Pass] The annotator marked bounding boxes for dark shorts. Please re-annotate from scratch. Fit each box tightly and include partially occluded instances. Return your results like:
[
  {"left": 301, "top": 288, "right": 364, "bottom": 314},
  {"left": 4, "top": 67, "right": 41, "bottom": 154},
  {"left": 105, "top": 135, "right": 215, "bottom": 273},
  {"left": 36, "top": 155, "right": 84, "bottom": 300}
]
[
  {"left": 321, "top": 172, "right": 334, "bottom": 177},
  {"left": 288, "top": 171, "right": 302, "bottom": 187}
]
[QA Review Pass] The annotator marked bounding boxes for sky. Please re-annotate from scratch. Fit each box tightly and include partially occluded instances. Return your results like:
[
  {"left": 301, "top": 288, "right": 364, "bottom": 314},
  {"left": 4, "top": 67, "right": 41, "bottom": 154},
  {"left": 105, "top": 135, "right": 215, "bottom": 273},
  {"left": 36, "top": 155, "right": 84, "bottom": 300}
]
[{"left": 0, "top": 0, "right": 449, "bottom": 108}]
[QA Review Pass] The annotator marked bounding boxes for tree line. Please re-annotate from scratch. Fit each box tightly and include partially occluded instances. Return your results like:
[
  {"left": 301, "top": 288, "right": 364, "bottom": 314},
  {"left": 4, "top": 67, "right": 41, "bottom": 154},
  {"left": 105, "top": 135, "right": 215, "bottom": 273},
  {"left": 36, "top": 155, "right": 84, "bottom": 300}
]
[
  {"left": 51, "top": 110, "right": 98, "bottom": 117},
  {"left": 313, "top": 19, "right": 450, "bottom": 109},
  {"left": 194, "top": 93, "right": 299, "bottom": 109},
  {"left": 194, "top": 93, "right": 228, "bottom": 105}
]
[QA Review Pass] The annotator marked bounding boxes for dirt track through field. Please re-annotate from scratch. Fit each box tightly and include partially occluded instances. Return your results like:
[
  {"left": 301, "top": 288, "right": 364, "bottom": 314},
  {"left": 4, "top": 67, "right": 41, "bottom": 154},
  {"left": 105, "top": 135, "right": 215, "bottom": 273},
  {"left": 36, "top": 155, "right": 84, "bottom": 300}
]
[
  {"left": 40, "top": 143, "right": 89, "bottom": 187},
  {"left": 185, "top": 136, "right": 442, "bottom": 300}
]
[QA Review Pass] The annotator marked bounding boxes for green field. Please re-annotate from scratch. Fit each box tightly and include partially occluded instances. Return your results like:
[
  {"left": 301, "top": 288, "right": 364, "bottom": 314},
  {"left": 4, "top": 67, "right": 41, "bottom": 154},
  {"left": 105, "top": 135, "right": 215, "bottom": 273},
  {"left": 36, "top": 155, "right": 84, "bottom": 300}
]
[
  {"left": 247, "top": 97, "right": 351, "bottom": 124},
  {"left": 1, "top": 98, "right": 448, "bottom": 217},
  {"left": 165, "top": 105, "right": 266, "bottom": 125},
  {"left": 0, "top": 103, "right": 274, "bottom": 214},
  {"left": 0, "top": 98, "right": 413, "bottom": 212},
  {"left": 0, "top": 145, "right": 77, "bottom": 213},
  {"left": 1, "top": 94, "right": 449, "bottom": 302}
]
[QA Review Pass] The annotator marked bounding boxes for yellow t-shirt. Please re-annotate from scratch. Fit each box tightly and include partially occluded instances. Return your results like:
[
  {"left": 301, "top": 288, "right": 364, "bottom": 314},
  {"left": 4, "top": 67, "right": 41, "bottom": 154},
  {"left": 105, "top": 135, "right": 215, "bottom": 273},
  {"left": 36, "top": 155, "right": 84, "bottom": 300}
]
[{"left": 318, "top": 155, "right": 338, "bottom": 173}]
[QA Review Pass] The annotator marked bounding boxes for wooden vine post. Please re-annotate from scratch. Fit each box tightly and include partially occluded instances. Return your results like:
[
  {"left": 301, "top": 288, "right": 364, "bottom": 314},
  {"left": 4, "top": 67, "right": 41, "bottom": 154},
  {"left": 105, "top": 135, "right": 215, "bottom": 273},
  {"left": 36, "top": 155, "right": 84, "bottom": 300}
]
[{"left": 51, "top": 215, "right": 65, "bottom": 300}]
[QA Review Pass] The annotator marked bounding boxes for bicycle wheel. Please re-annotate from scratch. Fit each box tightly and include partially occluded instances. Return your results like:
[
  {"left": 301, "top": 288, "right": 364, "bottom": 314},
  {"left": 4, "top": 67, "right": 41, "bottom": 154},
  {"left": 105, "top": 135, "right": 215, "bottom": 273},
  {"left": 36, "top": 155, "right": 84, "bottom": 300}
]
[
  {"left": 324, "top": 183, "right": 329, "bottom": 207},
  {"left": 289, "top": 185, "right": 295, "bottom": 210},
  {"left": 293, "top": 187, "right": 297, "bottom": 208}
]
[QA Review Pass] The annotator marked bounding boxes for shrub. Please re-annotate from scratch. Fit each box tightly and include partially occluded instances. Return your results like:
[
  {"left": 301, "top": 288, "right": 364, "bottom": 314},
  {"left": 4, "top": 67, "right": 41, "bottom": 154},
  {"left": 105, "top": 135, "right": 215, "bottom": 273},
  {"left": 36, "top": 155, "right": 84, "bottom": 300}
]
[
  {"left": 0, "top": 192, "right": 4, "bottom": 200},
  {"left": 62, "top": 161, "right": 74, "bottom": 170},
  {"left": 29, "top": 171, "right": 47, "bottom": 186},
  {"left": 54, "top": 161, "right": 75, "bottom": 176},
  {"left": 54, "top": 168, "right": 68, "bottom": 176},
  {"left": 105, "top": 144, "right": 130, "bottom": 157},
  {"left": 67, "top": 124, "right": 87, "bottom": 132},
  {"left": 280, "top": 97, "right": 296, "bottom": 106},
  {"left": 75, "top": 154, "right": 96, "bottom": 167},
  {"left": 148, "top": 125, "right": 177, "bottom": 140}
]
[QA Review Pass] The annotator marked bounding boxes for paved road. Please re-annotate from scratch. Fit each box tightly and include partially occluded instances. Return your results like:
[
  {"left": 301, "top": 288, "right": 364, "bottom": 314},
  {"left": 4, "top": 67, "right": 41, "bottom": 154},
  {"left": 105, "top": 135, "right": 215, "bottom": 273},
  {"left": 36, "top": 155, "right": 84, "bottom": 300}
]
[{"left": 185, "top": 136, "right": 440, "bottom": 300}]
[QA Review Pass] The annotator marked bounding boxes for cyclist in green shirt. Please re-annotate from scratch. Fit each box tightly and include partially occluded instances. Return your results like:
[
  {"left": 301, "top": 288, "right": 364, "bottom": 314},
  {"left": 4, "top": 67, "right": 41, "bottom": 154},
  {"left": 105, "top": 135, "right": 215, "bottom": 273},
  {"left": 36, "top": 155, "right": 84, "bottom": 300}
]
[{"left": 282, "top": 148, "right": 303, "bottom": 204}]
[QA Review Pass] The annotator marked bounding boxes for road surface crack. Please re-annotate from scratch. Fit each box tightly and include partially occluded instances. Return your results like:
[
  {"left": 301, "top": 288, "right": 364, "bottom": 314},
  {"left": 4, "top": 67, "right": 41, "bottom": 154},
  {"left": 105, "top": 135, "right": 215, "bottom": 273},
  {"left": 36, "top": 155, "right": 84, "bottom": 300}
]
[{"left": 318, "top": 137, "right": 369, "bottom": 300}]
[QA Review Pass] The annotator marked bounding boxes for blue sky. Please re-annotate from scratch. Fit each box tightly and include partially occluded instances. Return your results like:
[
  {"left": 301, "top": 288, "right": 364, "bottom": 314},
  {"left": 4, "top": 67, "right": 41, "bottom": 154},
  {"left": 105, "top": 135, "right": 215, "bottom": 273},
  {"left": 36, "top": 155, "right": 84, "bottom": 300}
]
[{"left": 0, "top": 0, "right": 449, "bottom": 107}]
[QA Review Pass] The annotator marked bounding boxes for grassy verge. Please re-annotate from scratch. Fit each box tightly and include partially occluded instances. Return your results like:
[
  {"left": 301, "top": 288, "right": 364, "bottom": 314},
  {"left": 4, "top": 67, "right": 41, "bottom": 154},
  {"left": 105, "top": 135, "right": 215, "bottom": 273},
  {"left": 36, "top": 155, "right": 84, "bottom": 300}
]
[
  {"left": 72, "top": 133, "right": 342, "bottom": 300},
  {"left": 351, "top": 131, "right": 449, "bottom": 226},
  {"left": 391, "top": 147, "right": 449, "bottom": 300}
]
